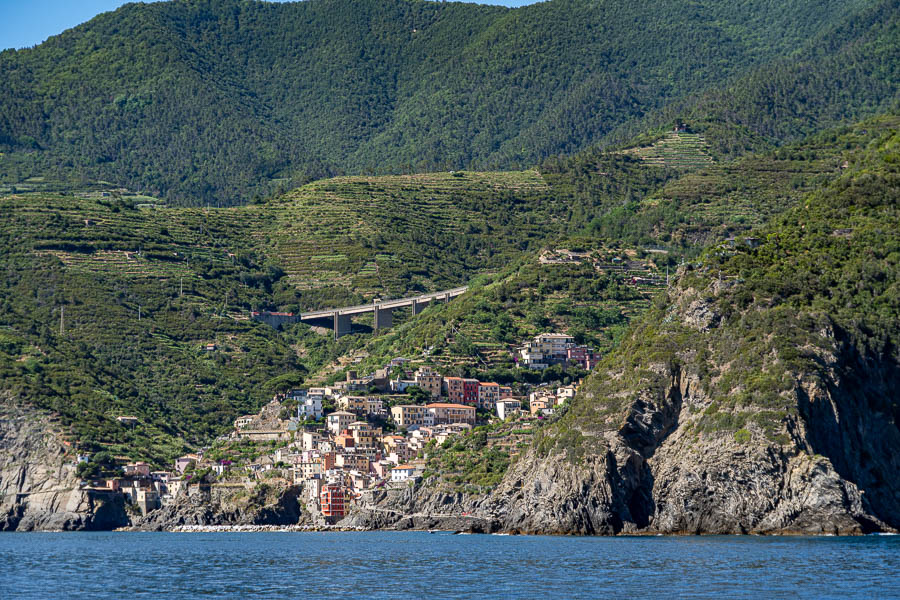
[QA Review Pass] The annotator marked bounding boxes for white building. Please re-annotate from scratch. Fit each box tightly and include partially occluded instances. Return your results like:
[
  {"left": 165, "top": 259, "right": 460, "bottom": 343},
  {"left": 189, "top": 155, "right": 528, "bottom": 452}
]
[
  {"left": 390, "top": 464, "right": 417, "bottom": 483},
  {"left": 326, "top": 411, "right": 355, "bottom": 435},
  {"left": 519, "top": 333, "right": 575, "bottom": 370},
  {"left": 301, "top": 431, "right": 322, "bottom": 451},
  {"left": 301, "top": 393, "right": 324, "bottom": 420},
  {"left": 556, "top": 385, "right": 576, "bottom": 405},
  {"left": 496, "top": 399, "right": 521, "bottom": 420},
  {"left": 390, "top": 379, "right": 417, "bottom": 393},
  {"left": 288, "top": 389, "right": 324, "bottom": 420}
]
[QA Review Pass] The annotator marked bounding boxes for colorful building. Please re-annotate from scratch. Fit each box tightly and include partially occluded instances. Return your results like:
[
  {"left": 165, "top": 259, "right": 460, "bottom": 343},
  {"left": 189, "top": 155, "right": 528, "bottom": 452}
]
[
  {"left": 391, "top": 405, "right": 431, "bottom": 429},
  {"left": 414, "top": 366, "right": 443, "bottom": 398},
  {"left": 326, "top": 411, "right": 355, "bottom": 435},
  {"left": 426, "top": 403, "right": 476, "bottom": 426},
  {"left": 320, "top": 483, "right": 348, "bottom": 523},
  {"left": 477, "top": 382, "right": 501, "bottom": 410}
]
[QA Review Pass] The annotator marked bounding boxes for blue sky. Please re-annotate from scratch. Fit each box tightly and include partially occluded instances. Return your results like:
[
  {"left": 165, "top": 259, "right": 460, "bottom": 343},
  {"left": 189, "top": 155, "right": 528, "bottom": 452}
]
[{"left": 1, "top": 0, "right": 538, "bottom": 51}]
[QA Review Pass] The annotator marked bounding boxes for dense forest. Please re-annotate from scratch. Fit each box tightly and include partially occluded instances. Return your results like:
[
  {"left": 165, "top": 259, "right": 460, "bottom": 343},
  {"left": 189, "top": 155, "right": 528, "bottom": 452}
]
[{"left": 1, "top": 0, "right": 896, "bottom": 205}]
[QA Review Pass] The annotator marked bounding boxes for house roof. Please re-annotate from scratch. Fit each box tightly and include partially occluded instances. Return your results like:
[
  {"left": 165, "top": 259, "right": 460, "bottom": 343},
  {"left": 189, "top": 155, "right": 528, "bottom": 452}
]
[{"left": 425, "top": 403, "right": 474, "bottom": 409}]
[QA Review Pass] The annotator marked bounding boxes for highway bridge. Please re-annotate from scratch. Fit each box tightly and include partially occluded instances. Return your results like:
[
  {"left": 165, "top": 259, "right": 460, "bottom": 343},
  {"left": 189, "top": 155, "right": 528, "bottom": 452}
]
[{"left": 251, "top": 286, "right": 468, "bottom": 338}]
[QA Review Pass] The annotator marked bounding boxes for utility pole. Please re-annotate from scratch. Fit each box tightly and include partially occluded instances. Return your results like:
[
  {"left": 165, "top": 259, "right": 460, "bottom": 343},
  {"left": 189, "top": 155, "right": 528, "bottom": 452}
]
[
  {"left": 138, "top": 305, "right": 141, "bottom": 321},
  {"left": 180, "top": 277, "right": 183, "bottom": 297},
  {"left": 59, "top": 306, "right": 64, "bottom": 336}
]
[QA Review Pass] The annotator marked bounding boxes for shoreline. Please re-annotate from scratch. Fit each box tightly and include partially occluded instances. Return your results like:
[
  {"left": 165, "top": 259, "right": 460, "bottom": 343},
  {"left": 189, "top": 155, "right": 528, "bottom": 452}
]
[{"left": 104, "top": 524, "right": 895, "bottom": 536}]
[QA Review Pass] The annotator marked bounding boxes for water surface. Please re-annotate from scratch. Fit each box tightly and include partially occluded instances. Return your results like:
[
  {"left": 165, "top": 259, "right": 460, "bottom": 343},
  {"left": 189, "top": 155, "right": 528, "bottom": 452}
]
[{"left": 2, "top": 532, "right": 898, "bottom": 599}]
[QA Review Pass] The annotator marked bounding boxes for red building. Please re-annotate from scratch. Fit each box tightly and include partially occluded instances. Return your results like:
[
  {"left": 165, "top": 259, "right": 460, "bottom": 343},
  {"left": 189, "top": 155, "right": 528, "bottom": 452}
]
[
  {"left": 462, "top": 379, "right": 479, "bottom": 405},
  {"left": 320, "top": 483, "right": 348, "bottom": 523},
  {"left": 567, "top": 346, "right": 601, "bottom": 370},
  {"left": 445, "top": 377, "right": 489, "bottom": 405}
]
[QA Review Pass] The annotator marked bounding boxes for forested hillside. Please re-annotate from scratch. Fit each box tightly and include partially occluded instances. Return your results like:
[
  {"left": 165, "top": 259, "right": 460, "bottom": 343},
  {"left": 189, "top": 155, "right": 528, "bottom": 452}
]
[{"left": 2, "top": 0, "right": 893, "bottom": 205}]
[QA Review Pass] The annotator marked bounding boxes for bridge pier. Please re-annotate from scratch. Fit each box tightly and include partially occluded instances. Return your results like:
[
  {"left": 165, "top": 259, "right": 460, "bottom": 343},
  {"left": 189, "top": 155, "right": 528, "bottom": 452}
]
[
  {"left": 411, "top": 299, "right": 425, "bottom": 315},
  {"left": 334, "top": 313, "right": 352, "bottom": 339},
  {"left": 374, "top": 306, "right": 393, "bottom": 331}
]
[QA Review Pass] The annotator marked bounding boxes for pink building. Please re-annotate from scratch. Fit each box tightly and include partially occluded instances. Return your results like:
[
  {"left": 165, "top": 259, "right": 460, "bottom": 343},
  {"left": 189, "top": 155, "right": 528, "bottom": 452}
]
[{"left": 444, "top": 377, "right": 465, "bottom": 403}]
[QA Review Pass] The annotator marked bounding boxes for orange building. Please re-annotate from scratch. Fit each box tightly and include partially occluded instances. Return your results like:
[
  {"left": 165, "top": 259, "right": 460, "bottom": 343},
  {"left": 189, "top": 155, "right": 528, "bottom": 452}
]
[{"left": 320, "top": 483, "right": 348, "bottom": 523}]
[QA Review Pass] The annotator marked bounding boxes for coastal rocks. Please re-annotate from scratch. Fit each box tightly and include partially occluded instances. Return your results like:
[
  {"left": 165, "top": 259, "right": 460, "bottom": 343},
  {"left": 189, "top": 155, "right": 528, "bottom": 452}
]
[
  {"left": 130, "top": 482, "right": 307, "bottom": 531},
  {"left": 0, "top": 398, "right": 129, "bottom": 531}
]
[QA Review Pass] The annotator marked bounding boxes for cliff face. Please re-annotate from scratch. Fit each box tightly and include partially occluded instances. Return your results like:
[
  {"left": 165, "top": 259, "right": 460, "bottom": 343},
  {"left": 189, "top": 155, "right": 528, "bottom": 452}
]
[
  {"left": 0, "top": 397, "right": 128, "bottom": 531},
  {"left": 486, "top": 325, "right": 899, "bottom": 535},
  {"left": 130, "top": 483, "right": 308, "bottom": 531}
]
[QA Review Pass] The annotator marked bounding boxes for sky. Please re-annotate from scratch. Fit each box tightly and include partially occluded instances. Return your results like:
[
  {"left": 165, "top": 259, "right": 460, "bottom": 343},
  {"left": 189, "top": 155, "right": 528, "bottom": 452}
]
[{"left": 0, "top": 0, "right": 538, "bottom": 51}]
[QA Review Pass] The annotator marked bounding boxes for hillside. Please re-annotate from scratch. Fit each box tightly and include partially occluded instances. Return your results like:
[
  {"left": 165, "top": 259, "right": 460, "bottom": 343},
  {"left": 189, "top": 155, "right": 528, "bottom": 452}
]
[
  {"left": 612, "top": 0, "right": 900, "bottom": 153},
  {"left": 3, "top": 112, "right": 896, "bottom": 468},
  {"left": 349, "top": 115, "right": 900, "bottom": 534},
  {"left": 540, "top": 116, "right": 896, "bottom": 251},
  {"left": 1, "top": 0, "right": 891, "bottom": 205},
  {"left": 0, "top": 168, "right": 563, "bottom": 462}
]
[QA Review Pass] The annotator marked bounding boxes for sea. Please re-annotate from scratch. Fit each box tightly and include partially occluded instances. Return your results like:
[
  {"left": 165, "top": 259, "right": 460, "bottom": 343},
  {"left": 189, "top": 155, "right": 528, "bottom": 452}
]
[{"left": 1, "top": 531, "right": 898, "bottom": 599}]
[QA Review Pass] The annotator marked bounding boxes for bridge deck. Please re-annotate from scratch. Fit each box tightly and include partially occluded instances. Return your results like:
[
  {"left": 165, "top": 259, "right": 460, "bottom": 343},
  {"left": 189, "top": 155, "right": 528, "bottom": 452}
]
[{"left": 300, "top": 286, "right": 467, "bottom": 319}]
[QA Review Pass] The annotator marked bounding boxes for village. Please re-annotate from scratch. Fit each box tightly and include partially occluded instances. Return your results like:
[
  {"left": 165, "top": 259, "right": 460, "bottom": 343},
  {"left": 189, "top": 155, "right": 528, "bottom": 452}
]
[{"left": 76, "top": 332, "right": 595, "bottom": 524}]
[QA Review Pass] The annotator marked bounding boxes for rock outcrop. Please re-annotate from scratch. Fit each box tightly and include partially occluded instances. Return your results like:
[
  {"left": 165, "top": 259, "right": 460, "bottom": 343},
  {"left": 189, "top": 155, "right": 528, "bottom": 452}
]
[
  {"left": 130, "top": 482, "right": 308, "bottom": 531},
  {"left": 0, "top": 398, "right": 128, "bottom": 531}
]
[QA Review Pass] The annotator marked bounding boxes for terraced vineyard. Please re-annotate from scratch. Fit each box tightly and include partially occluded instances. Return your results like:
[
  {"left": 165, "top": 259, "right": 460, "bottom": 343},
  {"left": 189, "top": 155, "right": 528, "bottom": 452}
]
[
  {"left": 624, "top": 132, "right": 714, "bottom": 170},
  {"left": 267, "top": 170, "right": 554, "bottom": 295},
  {"left": 1, "top": 195, "right": 271, "bottom": 281},
  {"left": 630, "top": 118, "right": 896, "bottom": 249}
]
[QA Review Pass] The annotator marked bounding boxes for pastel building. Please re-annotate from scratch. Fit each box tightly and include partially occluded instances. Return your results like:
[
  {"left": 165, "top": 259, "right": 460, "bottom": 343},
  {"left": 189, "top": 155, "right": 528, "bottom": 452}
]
[
  {"left": 414, "top": 367, "right": 443, "bottom": 398},
  {"left": 426, "top": 403, "right": 476, "bottom": 426},
  {"left": 391, "top": 405, "right": 431, "bottom": 429},
  {"left": 326, "top": 411, "right": 356, "bottom": 435},
  {"left": 477, "top": 382, "right": 500, "bottom": 410}
]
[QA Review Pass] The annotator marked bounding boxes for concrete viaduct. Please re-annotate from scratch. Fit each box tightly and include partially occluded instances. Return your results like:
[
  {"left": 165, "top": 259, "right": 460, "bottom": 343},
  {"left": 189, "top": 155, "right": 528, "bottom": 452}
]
[{"left": 252, "top": 286, "right": 468, "bottom": 338}]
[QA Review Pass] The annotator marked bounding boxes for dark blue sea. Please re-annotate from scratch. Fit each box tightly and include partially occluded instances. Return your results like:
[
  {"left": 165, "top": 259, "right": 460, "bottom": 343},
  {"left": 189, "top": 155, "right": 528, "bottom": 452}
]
[{"left": 2, "top": 531, "right": 898, "bottom": 599}]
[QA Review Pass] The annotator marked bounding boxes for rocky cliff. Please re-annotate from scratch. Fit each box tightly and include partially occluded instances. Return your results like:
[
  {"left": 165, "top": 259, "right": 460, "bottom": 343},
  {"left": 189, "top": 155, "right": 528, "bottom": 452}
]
[
  {"left": 0, "top": 397, "right": 128, "bottom": 531},
  {"left": 130, "top": 482, "right": 308, "bottom": 531}
]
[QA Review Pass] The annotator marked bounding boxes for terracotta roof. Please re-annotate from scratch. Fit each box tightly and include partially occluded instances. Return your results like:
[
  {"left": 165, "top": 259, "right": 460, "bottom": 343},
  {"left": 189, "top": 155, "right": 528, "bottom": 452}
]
[{"left": 425, "top": 403, "right": 474, "bottom": 409}]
